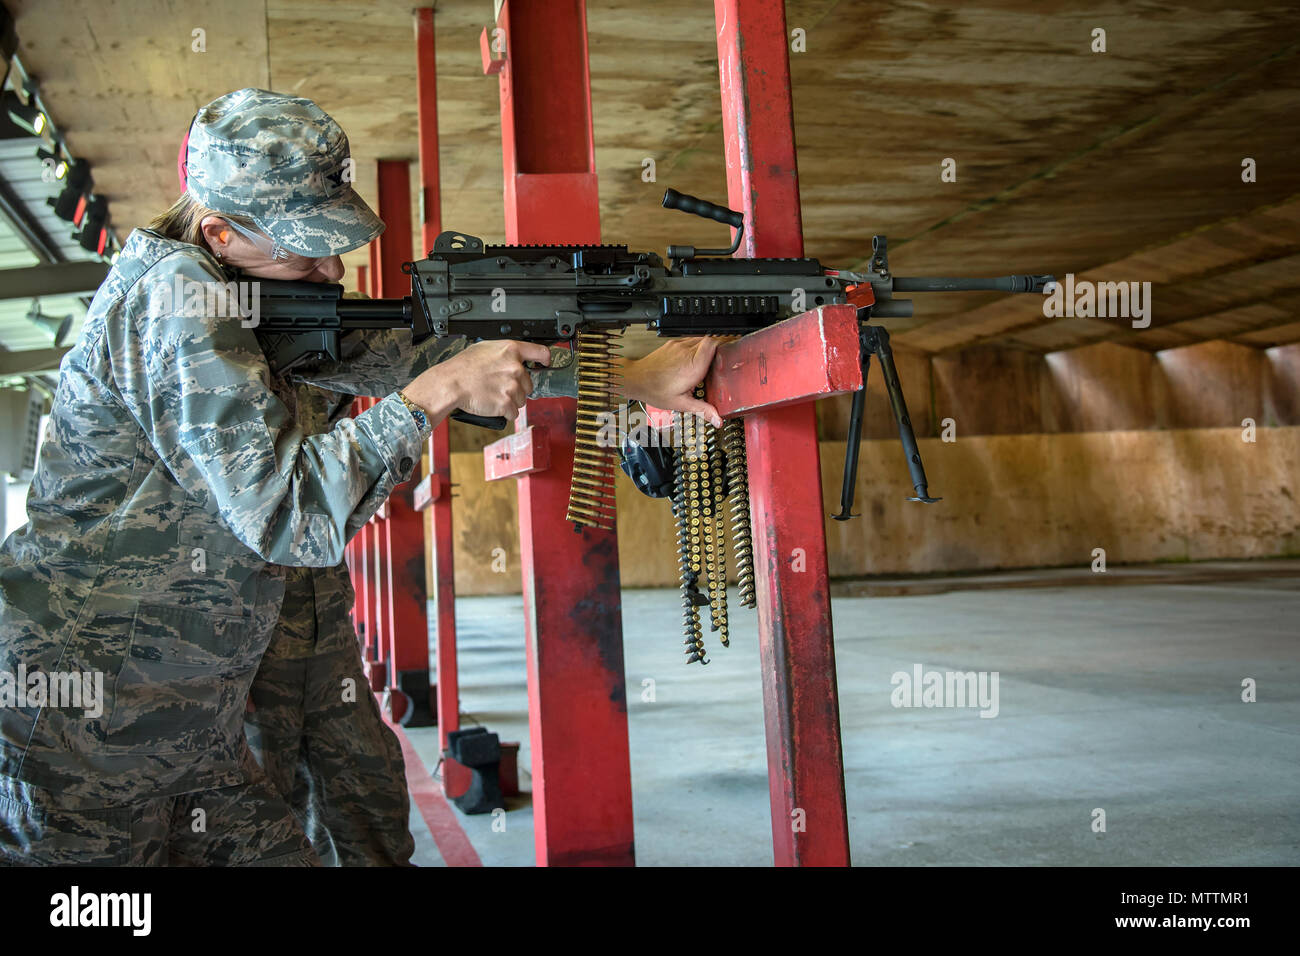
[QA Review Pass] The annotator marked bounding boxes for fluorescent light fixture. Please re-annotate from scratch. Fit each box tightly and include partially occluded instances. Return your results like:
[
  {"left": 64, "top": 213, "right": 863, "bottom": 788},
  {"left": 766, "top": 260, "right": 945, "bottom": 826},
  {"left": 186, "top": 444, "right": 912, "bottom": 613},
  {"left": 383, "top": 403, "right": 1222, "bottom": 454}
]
[{"left": 5, "top": 96, "right": 45, "bottom": 136}]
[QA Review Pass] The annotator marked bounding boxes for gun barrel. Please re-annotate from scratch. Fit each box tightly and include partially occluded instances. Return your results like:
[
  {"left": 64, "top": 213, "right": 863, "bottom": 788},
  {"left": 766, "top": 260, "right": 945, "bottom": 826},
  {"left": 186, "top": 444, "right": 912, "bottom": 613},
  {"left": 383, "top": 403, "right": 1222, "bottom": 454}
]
[{"left": 890, "top": 274, "right": 1053, "bottom": 294}]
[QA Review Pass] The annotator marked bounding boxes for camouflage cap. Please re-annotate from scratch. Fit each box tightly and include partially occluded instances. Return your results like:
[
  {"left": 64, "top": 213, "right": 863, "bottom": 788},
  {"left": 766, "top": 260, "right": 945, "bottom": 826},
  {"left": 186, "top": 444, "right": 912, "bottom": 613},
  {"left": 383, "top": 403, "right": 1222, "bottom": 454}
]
[{"left": 185, "top": 88, "right": 383, "bottom": 257}]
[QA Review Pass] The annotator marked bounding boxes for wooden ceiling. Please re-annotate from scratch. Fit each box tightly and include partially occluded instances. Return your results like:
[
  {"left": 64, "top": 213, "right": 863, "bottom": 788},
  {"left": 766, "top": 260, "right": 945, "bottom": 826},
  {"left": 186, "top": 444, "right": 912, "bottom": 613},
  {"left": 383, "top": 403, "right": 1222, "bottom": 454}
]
[{"left": 8, "top": 0, "right": 1300, "bottom": 354}]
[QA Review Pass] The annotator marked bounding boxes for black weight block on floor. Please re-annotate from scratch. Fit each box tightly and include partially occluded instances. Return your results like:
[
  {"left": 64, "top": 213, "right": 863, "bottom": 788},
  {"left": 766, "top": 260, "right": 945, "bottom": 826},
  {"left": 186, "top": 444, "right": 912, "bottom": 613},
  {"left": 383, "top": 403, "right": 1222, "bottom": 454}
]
[{"left": 446, "top": 727, "right": 504, "bottom": 815}]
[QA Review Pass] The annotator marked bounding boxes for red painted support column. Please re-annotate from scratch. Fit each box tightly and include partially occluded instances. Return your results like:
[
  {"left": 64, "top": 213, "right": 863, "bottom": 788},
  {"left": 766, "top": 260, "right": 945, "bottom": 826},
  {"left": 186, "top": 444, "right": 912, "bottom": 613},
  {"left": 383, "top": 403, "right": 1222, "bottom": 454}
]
[
  {"left": 415, "top": 7, "right": 443, "bottom": 258},
  {"left": 375, "top": 161, "right": 412, "bottom": 296},
  {"left": 352, "top": 267, "right": 381, "bottom": 675},
  {"left": 356, "top": 528, "right": 369, "bottom": 658},
  {"left": 376, "top": 158, "right": 435, "bottom": 726},
  {"left": 348, "top": 265, "right": 369, "bottom": 637},
  {"left": 358, "top": 260, "right": 381, "bottom": 675},
  {"left": 489, "top": 0, "right": 634, "bottom": 866},
  {"left": 363, "top": 399, "right": 385, "bottom": 690},
  {"left": 484, "top": 402, "right": 632, "bottom": 865},
  {"left": 356, "top": 257, "right": 377, "bottom": 671},
  {"left": 714, "top": 0, "right": 851, "bottom": 866},
  {"left": 415, "top": 5, "right": 470, "bottom": 791},
  {"left": 495, "top": 0, "right": 600, "bottom": 242}
]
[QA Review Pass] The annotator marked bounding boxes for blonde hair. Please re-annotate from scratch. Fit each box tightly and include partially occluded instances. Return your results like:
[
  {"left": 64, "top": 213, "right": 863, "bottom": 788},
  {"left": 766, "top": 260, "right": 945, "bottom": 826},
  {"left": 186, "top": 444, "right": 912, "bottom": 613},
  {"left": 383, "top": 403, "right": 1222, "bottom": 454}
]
[{"left": 148, "top": 193, "right": 257, "bottom": 249}]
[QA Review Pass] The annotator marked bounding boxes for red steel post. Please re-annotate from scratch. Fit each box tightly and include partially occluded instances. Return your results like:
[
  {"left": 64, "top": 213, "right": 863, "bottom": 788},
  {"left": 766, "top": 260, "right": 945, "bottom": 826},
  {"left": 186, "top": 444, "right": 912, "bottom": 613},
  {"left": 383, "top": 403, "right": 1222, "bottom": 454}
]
[
  {"left": 415, "top": 5, "right": 470, "bottom": 789},
  {"left": 714, "top": 0, "right": 851, "bottom": 866},
  {"left": 355, "top": 417, "right": 374, "bottom": 662},
  {"left": 364, "top": 260, "right": 384, "bottom": 680},
  {"left": 375, "top": 158, "right": 434, "bottom": 725},
  {"left": 348, "top": 264, "right": 369, "bottom": 636},
  {"left": 374, "top": 163, "right": 412, "bottom": 296},
  {"left": 490, "top": 0, "right": 634, "bottom": 866},
  {"left": 496, "top": 0, "right": 601, "bottom": 242},
  {"left": 363, "top": 397, "right": 383, "bottom": 686}
]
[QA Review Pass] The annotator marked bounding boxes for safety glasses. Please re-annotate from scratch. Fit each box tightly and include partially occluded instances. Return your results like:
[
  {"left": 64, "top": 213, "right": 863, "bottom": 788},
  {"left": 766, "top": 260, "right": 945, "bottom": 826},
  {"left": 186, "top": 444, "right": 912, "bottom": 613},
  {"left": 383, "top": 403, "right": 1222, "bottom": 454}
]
[{"left": 222, "top": 218, "right": 327, "bottom": 267}]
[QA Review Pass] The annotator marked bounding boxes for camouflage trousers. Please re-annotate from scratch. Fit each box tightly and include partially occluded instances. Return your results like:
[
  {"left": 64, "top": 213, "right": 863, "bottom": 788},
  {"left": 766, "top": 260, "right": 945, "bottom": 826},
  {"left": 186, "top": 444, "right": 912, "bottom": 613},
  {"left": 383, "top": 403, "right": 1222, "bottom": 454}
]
[
  {"left": 0, "top": 757, "right": 319, "bottom": 866},
  {"left": 0, "top": 565, "right": 412, "bottom": 867},
  {"left": 244, "top": 565, "right": 414, "bottom": 867}
]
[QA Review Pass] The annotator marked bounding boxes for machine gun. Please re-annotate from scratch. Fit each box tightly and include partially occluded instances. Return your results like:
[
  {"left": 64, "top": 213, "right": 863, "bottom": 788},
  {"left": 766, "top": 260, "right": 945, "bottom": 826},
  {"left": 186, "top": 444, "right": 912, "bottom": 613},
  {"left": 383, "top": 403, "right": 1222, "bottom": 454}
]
[{"left": 256, "top": 189, "right": 1051, "bottom": 663}]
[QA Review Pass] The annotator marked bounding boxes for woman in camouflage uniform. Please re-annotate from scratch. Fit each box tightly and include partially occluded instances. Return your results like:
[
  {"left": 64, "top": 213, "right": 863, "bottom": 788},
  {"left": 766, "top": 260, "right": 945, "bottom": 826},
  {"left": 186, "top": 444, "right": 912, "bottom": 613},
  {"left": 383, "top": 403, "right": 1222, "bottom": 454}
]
[{"left": 0, "top": 89, "right": 721, "bottom": 865}]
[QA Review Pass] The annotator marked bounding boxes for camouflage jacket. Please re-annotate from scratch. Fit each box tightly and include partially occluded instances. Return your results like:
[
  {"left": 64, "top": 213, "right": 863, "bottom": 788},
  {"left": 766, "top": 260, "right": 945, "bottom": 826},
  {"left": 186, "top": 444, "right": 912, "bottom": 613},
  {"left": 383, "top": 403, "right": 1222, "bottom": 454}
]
[{"left": 0, "top": 228, "right": 575, "bottom": 801}]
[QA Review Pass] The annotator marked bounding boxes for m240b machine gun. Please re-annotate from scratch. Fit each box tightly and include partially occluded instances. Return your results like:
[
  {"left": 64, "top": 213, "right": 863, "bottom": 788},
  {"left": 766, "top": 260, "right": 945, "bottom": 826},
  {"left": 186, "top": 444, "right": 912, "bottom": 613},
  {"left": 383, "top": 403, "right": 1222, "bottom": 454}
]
[{"left": 257, "top": 189, "right": 1051, "bottom": 664}]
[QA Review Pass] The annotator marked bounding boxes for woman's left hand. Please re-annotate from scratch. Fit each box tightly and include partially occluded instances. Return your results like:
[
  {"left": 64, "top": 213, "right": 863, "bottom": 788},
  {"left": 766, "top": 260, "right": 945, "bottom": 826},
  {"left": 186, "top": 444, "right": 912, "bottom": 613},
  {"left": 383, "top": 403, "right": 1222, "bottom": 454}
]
[{"left": 619, "top": 336, "right": 725, "bottom": 427}]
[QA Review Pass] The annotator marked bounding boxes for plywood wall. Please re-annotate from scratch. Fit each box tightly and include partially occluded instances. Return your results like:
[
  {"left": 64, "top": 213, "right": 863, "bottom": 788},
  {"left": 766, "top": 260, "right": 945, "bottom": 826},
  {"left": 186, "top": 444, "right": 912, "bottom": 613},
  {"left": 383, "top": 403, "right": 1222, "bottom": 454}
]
[
  {"left": 433, "top": 425, "right": 1299, "bottom": 594},
  {"left": 818, "top": 341, "right": 1299, "bottom": 439},
  {"left": 416, "top": 340, "right": 1299, "bottom": 592},
  {"left": 1041, "top": 342, "right": 1167, "bottom": 432},
  {"left": 1267, "top": 346, "right": 1300, "bottom": 425}
]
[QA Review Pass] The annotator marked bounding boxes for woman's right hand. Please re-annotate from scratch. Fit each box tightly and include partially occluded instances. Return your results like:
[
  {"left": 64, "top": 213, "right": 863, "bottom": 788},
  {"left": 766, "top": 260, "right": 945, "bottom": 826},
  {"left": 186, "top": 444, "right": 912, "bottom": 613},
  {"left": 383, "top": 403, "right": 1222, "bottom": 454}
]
[{"left": 401, "top": 340, "right": 553, "bottom": 425}]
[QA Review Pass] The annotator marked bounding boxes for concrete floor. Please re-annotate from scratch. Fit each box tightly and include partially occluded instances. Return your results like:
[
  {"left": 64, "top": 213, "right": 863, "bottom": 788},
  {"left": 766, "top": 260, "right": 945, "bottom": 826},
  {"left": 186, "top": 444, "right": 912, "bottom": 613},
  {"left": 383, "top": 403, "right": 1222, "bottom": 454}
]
[{"left": 404, "top": 563, "right": 1300, "bottom": 866}]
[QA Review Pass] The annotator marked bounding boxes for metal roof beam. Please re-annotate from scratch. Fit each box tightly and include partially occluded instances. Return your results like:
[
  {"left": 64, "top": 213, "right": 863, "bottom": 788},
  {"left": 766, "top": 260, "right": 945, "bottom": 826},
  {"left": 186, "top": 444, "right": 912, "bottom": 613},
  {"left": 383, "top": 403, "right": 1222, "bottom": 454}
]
[
  {"left": 0, "top": 347, "right": 68, "bottom": 375},
  {"left": 0, "top": 169, "right": 64, "bottom": 262},
  {"left": 0, "top": 261, "right": 107, "bottom": 299}
]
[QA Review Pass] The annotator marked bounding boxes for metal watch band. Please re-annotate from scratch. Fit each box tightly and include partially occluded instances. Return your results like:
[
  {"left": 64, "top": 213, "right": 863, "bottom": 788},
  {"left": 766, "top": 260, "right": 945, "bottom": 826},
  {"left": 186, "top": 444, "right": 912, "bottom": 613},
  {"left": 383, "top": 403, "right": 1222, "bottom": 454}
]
[{"left": 397, "top": 390, "right": 431, "bottom": 437}]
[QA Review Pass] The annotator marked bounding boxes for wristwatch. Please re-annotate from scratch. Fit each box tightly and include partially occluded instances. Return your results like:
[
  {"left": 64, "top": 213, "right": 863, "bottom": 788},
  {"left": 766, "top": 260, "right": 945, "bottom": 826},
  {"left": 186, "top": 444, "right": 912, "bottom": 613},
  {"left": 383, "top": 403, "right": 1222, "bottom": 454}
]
[{"left": 397, "top": 390, "right": 432, "bottom": 438}]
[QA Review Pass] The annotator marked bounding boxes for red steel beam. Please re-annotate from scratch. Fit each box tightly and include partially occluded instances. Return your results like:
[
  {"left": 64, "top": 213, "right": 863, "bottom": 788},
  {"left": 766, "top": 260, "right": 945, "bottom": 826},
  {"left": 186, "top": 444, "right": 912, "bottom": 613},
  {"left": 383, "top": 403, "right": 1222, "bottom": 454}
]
[
  {"left": 495, "top": 0, "right": 600, "bottom": 244},
  {"left": 483, "top": 426, "right": 551, "bottom": 481},
  {"left": 714, "top": 0, "right": 851, "bottom": 867},
  {"left": 366, "top": 398, "right": 384, "bottom": 677},
  {"left": 513, "top": 400, "right": 632, "bottom": 866},
  {"left": 416, "top": 6, "right": 444, "bottom": 258},
  {"left": 348, "top": 265, "right": 369, "bottom": 635},
  {"left": 355, "top": 493, "right": 367, "bottom": 649},
  {"left": 415, "top": 5, "right": 470, "bottom": 790},
  {"left": 374, "top": 159, "right": 433, "bottom": 724},
  {"left": 375, "top": 161, "right": 413, "bottom": 299},
  {"left": 421, "top": 87, "right": 465, "bottom": 780},
  {"left": 356, "top": 244, "right": 379, "bottom": 668},
  {"left": 708, "top": 305, "right": 863, "bottom": 417},
  {"left": 412, "top": 473, "right": 441, "bottom": 512},
  {"left": 354, "top": 394, "right": 373, "bottom": 660},
  {"left": 480, "top": 25, "right": 505, "bottom": 75},
  {"left": 492, "top": 0, "right": 634, "bottom": 866},
  {"left": 355, "top": 268, "right": 380, "bottom": 671}
]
